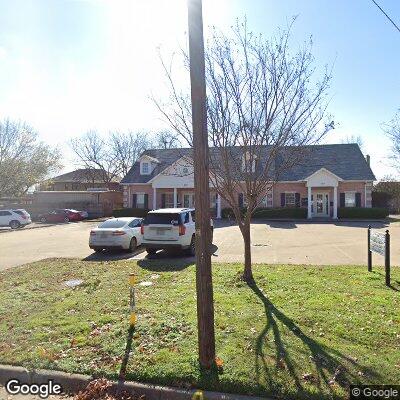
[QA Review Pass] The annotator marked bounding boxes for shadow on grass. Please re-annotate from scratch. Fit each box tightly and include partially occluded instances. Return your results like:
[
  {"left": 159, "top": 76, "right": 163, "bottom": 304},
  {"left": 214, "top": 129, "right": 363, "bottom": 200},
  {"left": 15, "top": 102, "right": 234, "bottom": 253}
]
[
  {"left": 248, "top": 281, "right": 381, "bottom": 400},
  {"left": 370, "top": 270, "right": 400, "bottom": 290},
  {"left": 137, "top": 244, "right": 218, "bottom": 272},
  {"left": 137, "top": 251, "right": 194, "bottom": 272},
  {"left": 83, "top": 247, "right": 145, "bottom": 262}
]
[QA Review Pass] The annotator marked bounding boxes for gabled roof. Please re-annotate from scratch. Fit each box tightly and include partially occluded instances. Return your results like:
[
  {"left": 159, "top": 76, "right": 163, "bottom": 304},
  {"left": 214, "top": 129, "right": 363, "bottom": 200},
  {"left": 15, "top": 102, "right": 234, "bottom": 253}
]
[
  {"left": 304, "top": 167, "right": 343, "bottom": 181},
  {"left": 49, "top": 169, "right": 121, "bottom": 183},
  {"left": 121, "top": 144, "right": 376, "bottom": 184},
  {"left": 277, "top": 144, "right": 375, "bottom": 181}
]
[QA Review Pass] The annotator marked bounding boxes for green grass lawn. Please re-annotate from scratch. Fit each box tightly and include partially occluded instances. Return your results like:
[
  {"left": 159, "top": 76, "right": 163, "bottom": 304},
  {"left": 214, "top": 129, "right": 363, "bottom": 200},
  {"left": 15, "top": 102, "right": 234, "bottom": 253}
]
[{"left": 0, "top": 258, "right": 399, "bottom": 400}]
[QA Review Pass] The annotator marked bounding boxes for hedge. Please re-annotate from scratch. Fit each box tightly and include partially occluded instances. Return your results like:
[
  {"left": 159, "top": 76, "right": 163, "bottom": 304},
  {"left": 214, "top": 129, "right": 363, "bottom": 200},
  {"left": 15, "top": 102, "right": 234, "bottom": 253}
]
[
  {"left": 221, "top": 207, "right": 307, "bottom": 219},
  {"left": 338, "top": 207, "right": 389, "bottom": 219},
  {"left": 253, "top": 207, "right": 307, "bottom": 219},
  {"left": 112, "top": 208, "right": 149, "bottom": 218},
  {"left": 221, "top": 207, "right": 247, "bottom": 219}
]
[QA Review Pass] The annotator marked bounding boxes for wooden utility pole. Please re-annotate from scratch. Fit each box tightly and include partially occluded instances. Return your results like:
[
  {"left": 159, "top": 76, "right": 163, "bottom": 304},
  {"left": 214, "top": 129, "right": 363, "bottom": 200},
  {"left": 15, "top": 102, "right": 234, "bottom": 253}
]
[{"left": 187, "top": 0, "right": 216, "bottom": 368}]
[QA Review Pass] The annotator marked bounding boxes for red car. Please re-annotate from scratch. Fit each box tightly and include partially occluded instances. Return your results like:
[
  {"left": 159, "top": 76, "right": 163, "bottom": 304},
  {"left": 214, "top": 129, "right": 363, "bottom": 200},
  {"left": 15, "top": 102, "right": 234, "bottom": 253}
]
[{"left": 38, "top": 209, "right": 83, "bottom": 223}]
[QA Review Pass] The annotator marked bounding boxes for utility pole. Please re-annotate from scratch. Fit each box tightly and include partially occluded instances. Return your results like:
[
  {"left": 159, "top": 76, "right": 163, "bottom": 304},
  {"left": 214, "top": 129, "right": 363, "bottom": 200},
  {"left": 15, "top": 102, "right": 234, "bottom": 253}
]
[{"left": 187, "top": 0, "right": 216, "bottom": 368}]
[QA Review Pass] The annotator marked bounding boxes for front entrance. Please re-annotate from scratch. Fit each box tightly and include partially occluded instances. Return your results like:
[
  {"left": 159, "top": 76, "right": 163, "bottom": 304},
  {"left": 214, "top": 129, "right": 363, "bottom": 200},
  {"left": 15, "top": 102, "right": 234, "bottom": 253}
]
[{"left": 314, "top": 192, "right": 329, "bottom": 217}]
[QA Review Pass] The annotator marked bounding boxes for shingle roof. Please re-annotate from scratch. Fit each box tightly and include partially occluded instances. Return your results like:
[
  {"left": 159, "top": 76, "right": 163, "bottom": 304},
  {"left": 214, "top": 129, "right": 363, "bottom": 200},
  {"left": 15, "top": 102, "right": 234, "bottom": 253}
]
[
  {"left": 50, "top": 169, "right": 121, "bottom": 183},
  {"left": 121, "top": 144, "right": 375, "bottom": 184}
]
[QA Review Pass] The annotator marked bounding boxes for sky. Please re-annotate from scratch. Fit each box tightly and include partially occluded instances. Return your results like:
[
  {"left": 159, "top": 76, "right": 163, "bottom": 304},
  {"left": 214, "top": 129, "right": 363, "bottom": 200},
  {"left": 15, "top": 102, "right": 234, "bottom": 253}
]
[{"left": 0, "top": 0, "right": 399, "bottom": 179}]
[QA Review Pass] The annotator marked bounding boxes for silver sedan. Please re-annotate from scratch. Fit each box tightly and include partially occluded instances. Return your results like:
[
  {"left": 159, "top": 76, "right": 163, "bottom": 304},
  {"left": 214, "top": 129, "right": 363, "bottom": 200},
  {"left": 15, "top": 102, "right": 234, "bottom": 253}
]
[{"left": 89, "top": 217, "right": 143, "bottom": 253}]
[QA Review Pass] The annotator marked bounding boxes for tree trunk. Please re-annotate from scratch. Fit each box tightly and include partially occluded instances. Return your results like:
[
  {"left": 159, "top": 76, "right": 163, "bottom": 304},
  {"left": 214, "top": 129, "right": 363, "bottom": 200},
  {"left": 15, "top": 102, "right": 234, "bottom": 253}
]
[{"left": 241, "top": 219, "right": 253, "bottom": 282}]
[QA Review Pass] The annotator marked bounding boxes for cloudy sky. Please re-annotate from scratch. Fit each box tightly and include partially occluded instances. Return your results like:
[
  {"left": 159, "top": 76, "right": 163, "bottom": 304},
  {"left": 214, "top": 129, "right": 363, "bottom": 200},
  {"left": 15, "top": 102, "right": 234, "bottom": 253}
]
[{"left": 0, "top": 0, "right": 399, "bottom": 179}]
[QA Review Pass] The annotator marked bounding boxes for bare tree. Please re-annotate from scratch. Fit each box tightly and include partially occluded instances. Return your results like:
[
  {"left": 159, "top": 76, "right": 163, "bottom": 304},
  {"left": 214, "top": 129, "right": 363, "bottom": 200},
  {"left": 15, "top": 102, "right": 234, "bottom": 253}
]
[
  {"left": 110, "top": 131, "right": 152, "bottom": 176},
  {"left": 0, "top": 118, "right": 62, "bottom": 196},
  {"left": 341, "top": 134, "right": 363, "bottom": 150},
  {"left": 156, "top": 130, "right": 179, "bottom": 149},
  {"left": 384, "top": 109, "right": 400, "bottom": 169},
  {"left": 70, "top": 130, "right": 151, "bottom": 182},
  {"left": 154, "top": 20, "right": 333, "bottom": 281}
]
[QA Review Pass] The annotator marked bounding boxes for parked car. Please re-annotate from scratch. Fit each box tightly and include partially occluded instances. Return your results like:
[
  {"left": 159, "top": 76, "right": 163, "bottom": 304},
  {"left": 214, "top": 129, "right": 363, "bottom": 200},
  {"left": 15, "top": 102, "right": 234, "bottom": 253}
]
[
  {"left": 66, "top": 209, "right": 88, "bottom": 219},
  {"left": 38, "top": 209, "right": 83, "bottom": 223},
  {"left": 0, "top": 209, "right": 32, "bottom": 229},
  {"left": 89, "top": 217, "right": 143, "bottom": 253},
  {"left": 141, "top": 208, "right": 213, "bottom": 256}
]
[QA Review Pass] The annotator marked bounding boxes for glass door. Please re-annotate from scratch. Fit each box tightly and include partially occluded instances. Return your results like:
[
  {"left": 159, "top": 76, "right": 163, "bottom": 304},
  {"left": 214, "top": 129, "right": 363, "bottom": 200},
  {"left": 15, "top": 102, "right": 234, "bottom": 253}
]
[{"left": 315, "top": 193, "right": 328, "bottom": 216}]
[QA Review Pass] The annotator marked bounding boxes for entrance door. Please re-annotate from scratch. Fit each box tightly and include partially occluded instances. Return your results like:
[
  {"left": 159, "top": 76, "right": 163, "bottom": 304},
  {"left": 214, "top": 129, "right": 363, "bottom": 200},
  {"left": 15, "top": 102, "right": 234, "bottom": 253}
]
[
  {"left": 315, "top": 193, "right": 328, "bottom": 216},
  {"left": 183, "top": 193, "right": 195, "bottom": 208}
]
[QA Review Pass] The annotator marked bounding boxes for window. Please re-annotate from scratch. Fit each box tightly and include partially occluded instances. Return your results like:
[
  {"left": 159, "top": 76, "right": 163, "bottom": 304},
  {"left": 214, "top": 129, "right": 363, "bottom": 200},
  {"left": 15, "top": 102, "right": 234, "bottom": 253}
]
[
  {"left": 210, "top": 193, "right": 217, "bottom": 208},
  {"left": 0, "top": 211, "right": 11, "bottom": 216},
  {"left": 241, "top": 153, "right": 256, "bottom": 173},
  {"left": 263, "top": 190, "right": 273, "bottom": 208},
  {"left": 285, "top": 193, "right": 295, "bottom": 207},
  {"left": 183, "top": 212, "right": 190, "bottom": 223},
  {"left": 191, "top": 210, "right": 195, "bottom": 222},
  {"left": 99, "top": 219, "right": 127, "bottom": 228},
  {"left": 136, "top": 193, "right": 146, "bottom": 209},
  {"left": 141, "top": 162, "right": 150, "bottom": 174},
  {"left": 165, "top": 193, "right": 174, "bottom": 208},
  {"left": 182, "top": 166, "right": 189, "bottom": 175},
  {"left": 128, "top": 218, "right": 142, "bottom": 228},
  {"left": 144, "top": 213, "right": 180, "bottom": 225},
  {"left": 345, "top": 192, "right": 356, "bottom": 208}
]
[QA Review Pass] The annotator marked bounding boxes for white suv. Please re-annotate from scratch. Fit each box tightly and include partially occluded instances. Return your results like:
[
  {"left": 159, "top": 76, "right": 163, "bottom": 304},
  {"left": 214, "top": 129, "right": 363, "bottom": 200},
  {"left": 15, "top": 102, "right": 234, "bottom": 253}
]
[
  {"left": 0, "top": 209, "right": 32, "bottom": 229},
  {"left": 141, "top": 208, "right": 213, "bottom": 256}
]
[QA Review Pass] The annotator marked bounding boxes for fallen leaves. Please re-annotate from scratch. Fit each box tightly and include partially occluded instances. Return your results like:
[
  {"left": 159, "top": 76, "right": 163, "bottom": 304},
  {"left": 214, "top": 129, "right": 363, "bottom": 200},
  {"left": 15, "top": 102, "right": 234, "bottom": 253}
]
[{"left": 74, "top": 378, "right": 145, "bottom": 400}]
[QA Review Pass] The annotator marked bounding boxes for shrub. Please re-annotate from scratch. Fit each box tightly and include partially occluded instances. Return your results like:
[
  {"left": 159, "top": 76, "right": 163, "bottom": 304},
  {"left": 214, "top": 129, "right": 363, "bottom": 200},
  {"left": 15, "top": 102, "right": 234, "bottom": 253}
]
[
  {"left": 221, "top": 207, "right": 307, "bottom": 219},
  {"left": 252, "top": 207, "right": 307, "bottom": 219},
  {"left": 338, "top": 207, "right": 389, "bottom": 219},
  {"left": 221, "top": 207, "right": 248, "bottom": 218},
  {"left": 112, "top": 208, "right": 149, "bottom": 218}
]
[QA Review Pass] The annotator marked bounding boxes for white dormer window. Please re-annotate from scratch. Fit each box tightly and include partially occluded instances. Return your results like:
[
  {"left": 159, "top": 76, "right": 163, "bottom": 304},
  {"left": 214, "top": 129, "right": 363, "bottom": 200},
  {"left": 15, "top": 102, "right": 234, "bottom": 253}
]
[
  {"left": 141, "top": 162, "right": 150, "bottom": 175},
  {"left": 242, "top": 152, "right": 256, "bottom": 173}
]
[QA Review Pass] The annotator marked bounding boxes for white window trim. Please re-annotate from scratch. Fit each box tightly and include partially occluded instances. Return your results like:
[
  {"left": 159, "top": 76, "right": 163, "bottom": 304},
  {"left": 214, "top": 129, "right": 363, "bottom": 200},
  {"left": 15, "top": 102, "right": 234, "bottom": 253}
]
[
  {"left": 284, "top": 191, "right": 296, "bottom": 207},
  {"left": 164, "top": 192, "right": 175, "bottom": 208},
  {"left": 262, "top": 187, "right": 273, "bottom": 208},
  {"left": 140, "top": 162, "right": 151, "bottom": 175},
  {"left": 135, "top": 192, "right": 146, "bottom": 208},
  {"left": 344, "top": 191, "right": 356, "bottom": 208}
]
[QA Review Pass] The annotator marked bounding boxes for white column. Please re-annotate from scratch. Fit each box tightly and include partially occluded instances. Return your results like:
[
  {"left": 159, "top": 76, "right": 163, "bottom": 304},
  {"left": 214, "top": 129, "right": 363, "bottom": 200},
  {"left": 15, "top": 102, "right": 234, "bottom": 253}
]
[
  {"left": 217, "top": 193, "right": 221, "bottom": 219},
  {"left": 307, "top": 186, "right": 312, "bottom": 219},
  {"left": 333, "top": 186, "right": 338, "bottom": 219},
  {"left": 153, "top": 187, "right": 157, "bottom": 209},
  {"left": 173, "top": 188, "right": 177, "bottom": 208}
]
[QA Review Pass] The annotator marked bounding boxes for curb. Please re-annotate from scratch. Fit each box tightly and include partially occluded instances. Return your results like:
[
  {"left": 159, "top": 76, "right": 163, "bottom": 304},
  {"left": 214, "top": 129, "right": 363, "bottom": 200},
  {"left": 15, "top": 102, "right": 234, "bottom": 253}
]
[
  {"left": 0, "top": 219, "right": 103, "bottom": 234},
  {"left": 0, "top": 365, "right": 270, "bottom": 400},
  {"left": 0, "top": 224, "right": 53, "bottom": 234}
]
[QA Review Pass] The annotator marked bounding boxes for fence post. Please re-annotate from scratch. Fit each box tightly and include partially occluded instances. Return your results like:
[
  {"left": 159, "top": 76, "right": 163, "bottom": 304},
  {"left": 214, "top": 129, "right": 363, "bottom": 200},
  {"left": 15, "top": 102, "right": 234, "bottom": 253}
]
[
  {"left": 367, "top": 225, "right": 372, "bottom": 272},
  {"left": 129, "top": 273, "right": 137, "bottom": 326},
  {"left": 385, "top": 230, "right": 390, "bottom": 287}
]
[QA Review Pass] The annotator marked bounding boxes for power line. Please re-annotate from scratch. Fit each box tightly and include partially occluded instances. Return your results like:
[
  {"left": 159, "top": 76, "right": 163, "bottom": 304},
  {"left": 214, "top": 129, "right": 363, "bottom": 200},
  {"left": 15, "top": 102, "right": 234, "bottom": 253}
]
[{"left": 371, "top": 0, "right": 400, "bottom": 34}]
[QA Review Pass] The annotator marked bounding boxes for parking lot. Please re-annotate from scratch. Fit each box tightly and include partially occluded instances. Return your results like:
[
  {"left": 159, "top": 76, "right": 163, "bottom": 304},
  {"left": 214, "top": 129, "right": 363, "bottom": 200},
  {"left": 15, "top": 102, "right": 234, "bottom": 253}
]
[{"left": 1, "top": 219, "right": 400, "bottom": 270}]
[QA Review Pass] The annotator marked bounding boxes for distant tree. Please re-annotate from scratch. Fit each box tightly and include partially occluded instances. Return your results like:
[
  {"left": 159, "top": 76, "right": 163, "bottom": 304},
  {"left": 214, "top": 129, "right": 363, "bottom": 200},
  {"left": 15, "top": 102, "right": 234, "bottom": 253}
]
[
  {"left": 384, "top": 109, "right": 400, "bottom": 169},
  {"left": 341, "top": 134, "right": 364, "bottom": 150},
  {"left": 154, "top": 20, "right": 333, "bottom": 282},
  {"left": 0, "top": 119, "right": 62, "bottom": 196},
  {"left": 156, "top": 130, "right": 179, "bottom": 149},
  {"left": 373, "top": 175, "right": 400, "bottom": 212},
  {"left": 110, "top": 131, "right": 152, "bottom": 176},
  {"left": 70, "top": 130, "right": 151, "bottom": 180}
]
